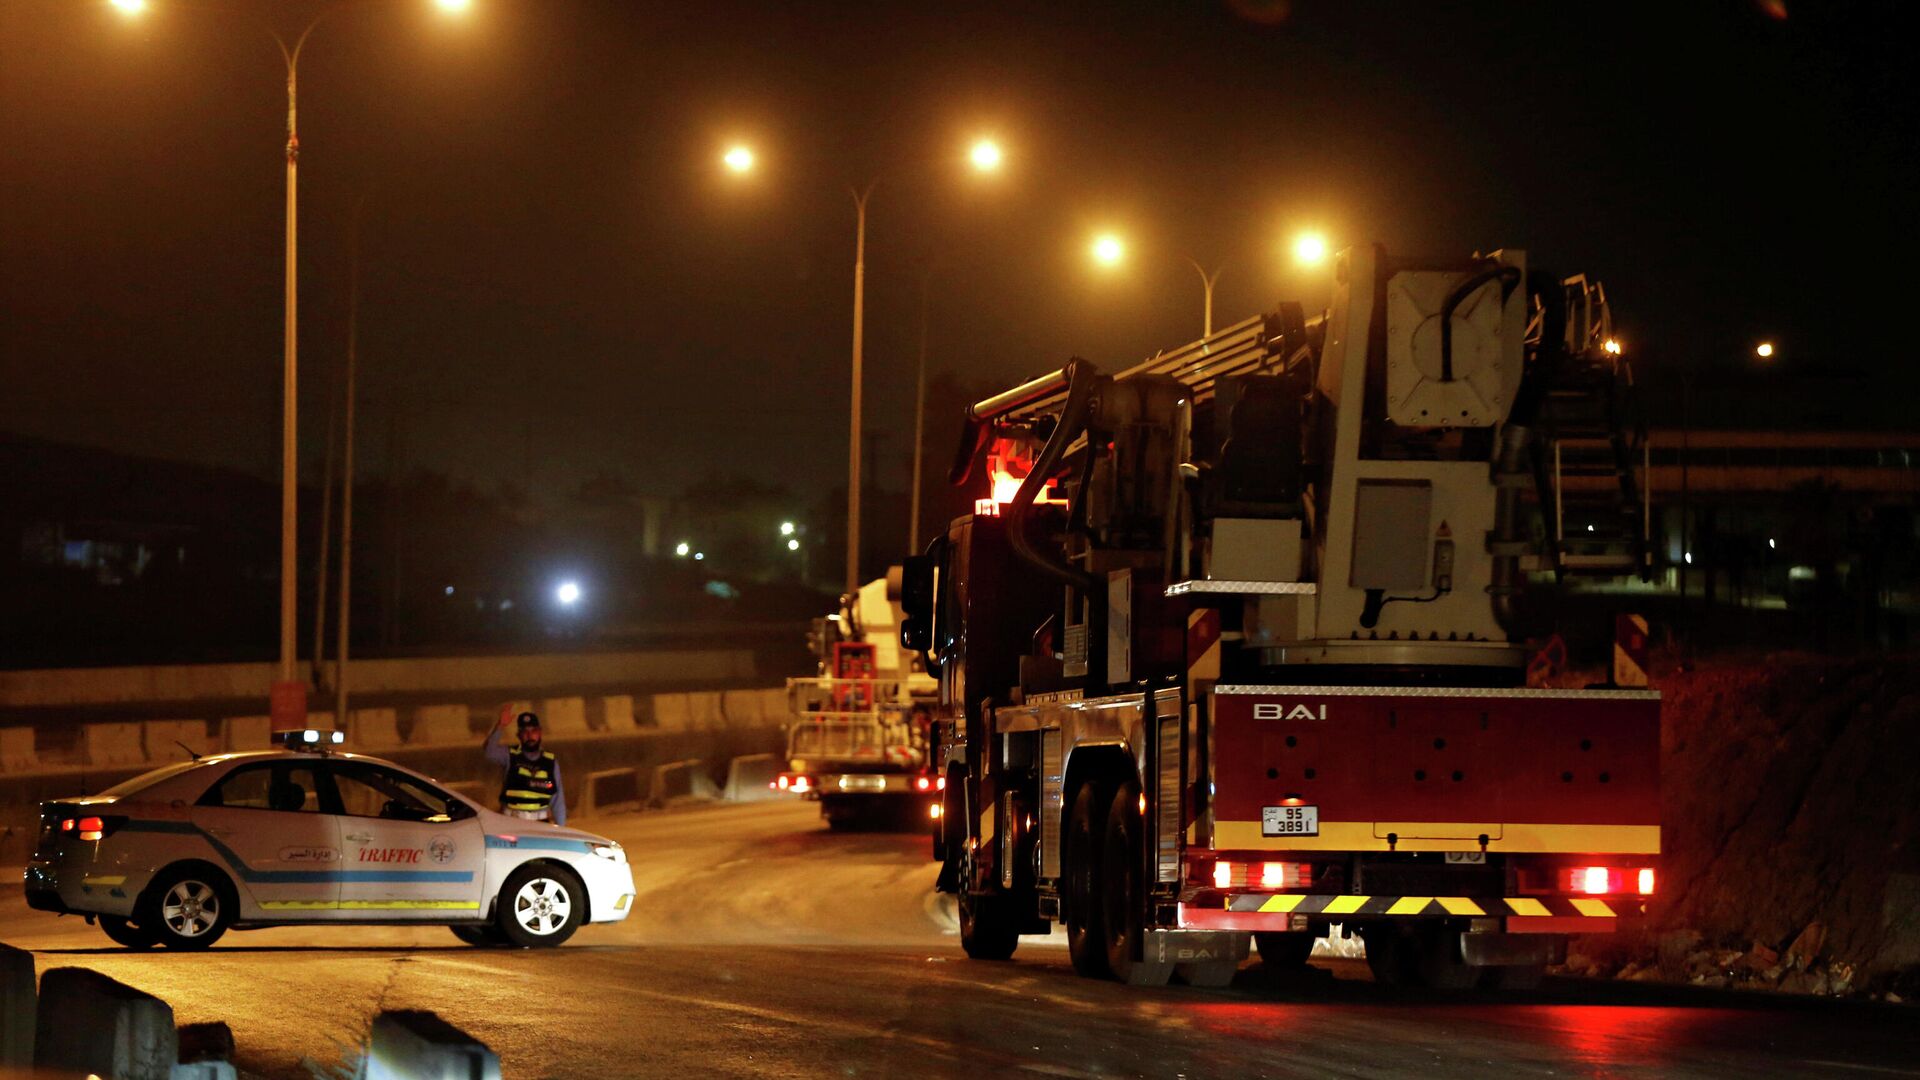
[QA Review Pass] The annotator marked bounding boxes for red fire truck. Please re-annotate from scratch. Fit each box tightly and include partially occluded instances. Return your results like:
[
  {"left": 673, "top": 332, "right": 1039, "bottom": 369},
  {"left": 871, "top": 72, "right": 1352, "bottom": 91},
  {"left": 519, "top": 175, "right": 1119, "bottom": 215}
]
[{"left": 903, "top": 246, "right": 1659, "bottom": 988}]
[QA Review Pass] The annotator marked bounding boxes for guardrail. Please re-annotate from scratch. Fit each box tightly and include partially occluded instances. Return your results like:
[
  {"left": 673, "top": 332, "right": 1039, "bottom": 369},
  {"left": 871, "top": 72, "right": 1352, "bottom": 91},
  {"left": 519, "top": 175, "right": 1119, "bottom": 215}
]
[{"left": 584, "top": 767, "right": 644, "bottom": 816}]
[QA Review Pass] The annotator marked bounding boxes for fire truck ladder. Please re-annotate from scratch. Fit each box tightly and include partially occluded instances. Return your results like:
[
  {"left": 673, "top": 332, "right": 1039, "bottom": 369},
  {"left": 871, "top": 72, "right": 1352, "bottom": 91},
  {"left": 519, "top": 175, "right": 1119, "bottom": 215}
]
[{"left": 1532, "top": 277, "right": 1651, "bottom": 581}]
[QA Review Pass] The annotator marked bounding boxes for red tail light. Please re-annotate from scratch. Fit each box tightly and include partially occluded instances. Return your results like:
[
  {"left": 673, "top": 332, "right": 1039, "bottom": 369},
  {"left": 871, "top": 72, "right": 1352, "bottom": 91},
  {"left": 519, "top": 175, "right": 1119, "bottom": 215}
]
[
  {"left": 1564, "top": 866, "right": 1655, "bottom": 895},
  {"left": 775, "top": 775, "right": 791, "bottom": 791},
  {"left": 1260, "top": 861, "right": 1311, "bottom": 889},
  {"left": 914, "top": 776, "right": 932, "bottom": 792},
  {"left": 60, "top": 819, "right": 75, "bottom": 832},
  {"left": 1212, "top": 860, "right": 1234, "bottom": 889},
  {"left": 936, "top": 776, "right": 947, "bottom": 792},
  {"left": 790, "top": 776, "right": 812, "bottom": 794}
]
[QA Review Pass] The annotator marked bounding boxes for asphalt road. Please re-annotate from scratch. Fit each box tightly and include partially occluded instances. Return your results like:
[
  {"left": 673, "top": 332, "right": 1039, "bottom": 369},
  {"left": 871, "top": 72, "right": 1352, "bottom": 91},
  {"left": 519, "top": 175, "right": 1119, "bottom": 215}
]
[{"left": 3, "top": 800, "right": 1915, "bottom": 1079}]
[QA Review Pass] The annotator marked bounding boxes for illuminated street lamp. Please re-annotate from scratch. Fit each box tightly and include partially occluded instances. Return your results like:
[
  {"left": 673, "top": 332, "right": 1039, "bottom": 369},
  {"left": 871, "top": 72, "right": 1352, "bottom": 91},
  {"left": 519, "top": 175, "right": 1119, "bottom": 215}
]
[
  {"left": 1186, "top": 258, "right": 1223, "bottom": 337},
  {"left": 1090, "top": 232, "right": 1126, "bottom": 267},
  {"left": 1293, "top": 230, "right": 1329, "bottom": 266},
  {"left": 722, "top": 145, "right": 754, "bottom": 174},
  {"left": 115, "top": 0, "right": 470, "bottom": 730},
  {"left": 1604, "top": 338, "right": 1623, "bottom": 355},
  {"left": 779, "top": 521, "right": 796, "bottom": 536},
  {"left": 1756, "top": 341, "right": 1776, "bottom": 359},
  {"left": 674, "top": 541, "right": 691, "bottom": 557},
  {"left": 554, "top": 581, "right": 582, "bottom": 607},
  {"left": 787, "top": 538, "right": 801, "bottom": 552},
  {"left": 724, "top": 140, "right": 1003, "bottom": 593}
]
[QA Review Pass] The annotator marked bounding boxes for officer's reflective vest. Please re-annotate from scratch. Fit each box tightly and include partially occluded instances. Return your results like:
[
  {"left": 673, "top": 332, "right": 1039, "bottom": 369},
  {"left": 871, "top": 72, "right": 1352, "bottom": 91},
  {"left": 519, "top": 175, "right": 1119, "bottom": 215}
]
[{"left": 502, "top": 747, "right": 558, "bottom": 812}]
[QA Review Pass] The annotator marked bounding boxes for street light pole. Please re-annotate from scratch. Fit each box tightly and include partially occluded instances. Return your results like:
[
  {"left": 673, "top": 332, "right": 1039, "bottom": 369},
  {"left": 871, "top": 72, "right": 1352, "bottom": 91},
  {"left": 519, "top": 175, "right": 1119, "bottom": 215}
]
[
  {"left": 908, "top": 267, "right": 931, "bottom": 554},
  {"left": 845, "top": 182, "right": 875, "bottom": 597},
  {"left": 1186, "top": 258, "right": 1222, "bottom": 338}
]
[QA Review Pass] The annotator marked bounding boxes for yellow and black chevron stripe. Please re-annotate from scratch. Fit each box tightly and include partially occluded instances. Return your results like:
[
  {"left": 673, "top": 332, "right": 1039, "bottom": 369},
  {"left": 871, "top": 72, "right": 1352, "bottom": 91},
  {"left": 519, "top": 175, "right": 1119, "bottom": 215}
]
[{"left": 1224, "top": 894, "right": 1626, "bottom": 918}]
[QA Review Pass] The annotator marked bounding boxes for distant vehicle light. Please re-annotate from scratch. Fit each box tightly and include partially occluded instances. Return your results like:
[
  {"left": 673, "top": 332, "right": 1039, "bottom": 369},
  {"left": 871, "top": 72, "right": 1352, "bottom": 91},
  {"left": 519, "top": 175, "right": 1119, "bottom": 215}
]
[
  {"left": 1579, "top": 866, "right": 1610, "bottom": 895},
  {"left": 787, "top": 539, "right": 800, "bottom": 551},
  {"left": 60, "top": 819, "right": 74, "bottom": 832},
  {"left": 77, "top": 816, "right": 107, "bottom": 842},
  {"left": 779, "top": 521, "right": 796, "bottom": 536},
  {"left": 555, "top": 581, "right": 582, "bottom": 606},
  {"left": 1638, "top": 867, "right": 1656, "bottom": 895},
  {"left": 915, "top": 776, "right": 932, "bottom": 792},
  {"left": 928, "top": 803, "right": 943, "bottom": 820},
  {"left": 675, "top": 542, "right": 691, "bottom": 557},
  {"left": 1212, "top": 860, "right": 1234, "bottom": 890},
  {"left": 936, "top": 776, "right": 946, "bottom": 792}
]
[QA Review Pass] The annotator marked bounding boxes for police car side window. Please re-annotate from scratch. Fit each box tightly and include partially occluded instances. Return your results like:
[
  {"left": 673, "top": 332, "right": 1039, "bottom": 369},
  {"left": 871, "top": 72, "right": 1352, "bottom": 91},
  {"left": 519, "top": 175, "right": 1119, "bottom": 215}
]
[
  {"left": 198, "top": 764, "right": 323, "bottom": 813},
  {"left": 331, "top": 764, "right": 470, "bottom": 822}
]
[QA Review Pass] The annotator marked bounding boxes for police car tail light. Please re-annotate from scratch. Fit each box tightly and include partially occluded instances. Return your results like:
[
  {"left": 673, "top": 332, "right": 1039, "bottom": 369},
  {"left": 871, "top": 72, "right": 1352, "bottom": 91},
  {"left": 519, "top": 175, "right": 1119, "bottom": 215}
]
[{"left": 73, "top": 816, "right": 122, "bottom": 842}]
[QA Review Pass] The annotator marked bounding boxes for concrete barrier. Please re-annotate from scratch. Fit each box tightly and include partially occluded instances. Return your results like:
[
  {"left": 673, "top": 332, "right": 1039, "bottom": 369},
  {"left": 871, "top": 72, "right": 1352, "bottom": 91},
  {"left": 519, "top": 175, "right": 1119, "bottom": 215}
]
[
  {"left": 348, "top": 707, "right": 402, "bottom": 749},
  {"left": 582, "top": 767, "right": 643, "bottom": 817},
  {"left": 367, "top": 1010, "right": 500, "bottom": 1080},
  {"left": 82, "top": 722, "right": 145, "bottom": 767},
  {"left": 220, "top": 715, "right": 273, "bottom": 752},
  {"left": 687, "top": 692, "right": 725, "bottom": 732},
  {"left": 652, "top": 694, "right": 691, "bottom": 732},
  {"left": 539, "top": 696, "right": 589, "bottom": 736},
  {"left": 34, "top": 967, "right": 178, "bottom": 1079},
  {"left": 648, "top": 758, "right": 717, "bottom": 807},
  {"left": 0, "top": 943, "right": 33, "bottom": 1068},
  {"left": 760, "top": 687, "right": 792, "bottom": 725},
  {"left": 721, "top": 690, "right": 763, "bottom": 728},
  {"left": 724, "top": 753, "right": 784, "bottom": 802},
  {"left": 141, "top": 719, "right": 212, "bottom": 763},
  {"left": 0, "top": 728, "right": 38, "bottom": 773},
  {"left": 409, "top": 704, "right": 472, "bottom": 746},
  {"left": 592, "top": 695, "right": 636, "bottom": 733}
]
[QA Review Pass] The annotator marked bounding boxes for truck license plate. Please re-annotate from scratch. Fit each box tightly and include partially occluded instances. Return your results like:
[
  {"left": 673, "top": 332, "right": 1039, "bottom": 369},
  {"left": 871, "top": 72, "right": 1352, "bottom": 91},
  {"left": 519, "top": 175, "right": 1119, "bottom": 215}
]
[{"left": 1261, "top": 804, "right": 1319, "bottom": 837}]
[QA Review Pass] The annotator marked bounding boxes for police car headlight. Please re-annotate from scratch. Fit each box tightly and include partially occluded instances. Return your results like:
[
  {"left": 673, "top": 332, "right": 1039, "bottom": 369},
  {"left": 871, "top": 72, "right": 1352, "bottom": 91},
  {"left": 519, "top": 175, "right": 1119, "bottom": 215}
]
[{"left": 587, "top": 842, "right": 622, "bottom": 862}]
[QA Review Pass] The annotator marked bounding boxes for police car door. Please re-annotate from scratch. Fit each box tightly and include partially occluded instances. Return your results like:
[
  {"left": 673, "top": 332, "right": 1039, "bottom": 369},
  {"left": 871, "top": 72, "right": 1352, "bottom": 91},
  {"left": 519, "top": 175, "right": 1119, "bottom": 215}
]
[
  {"left": 324, "top": 761, "right": 485, "bottom": 917},
  {"left": 190, "top": 760, "right": 340, "bottom": 916}
]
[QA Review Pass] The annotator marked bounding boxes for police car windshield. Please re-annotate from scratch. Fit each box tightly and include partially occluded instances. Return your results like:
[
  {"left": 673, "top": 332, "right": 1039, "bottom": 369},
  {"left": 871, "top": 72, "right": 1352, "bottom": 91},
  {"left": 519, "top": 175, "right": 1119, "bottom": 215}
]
[{"left": 98, "top": 760, "right": 204, "bottom": 798}]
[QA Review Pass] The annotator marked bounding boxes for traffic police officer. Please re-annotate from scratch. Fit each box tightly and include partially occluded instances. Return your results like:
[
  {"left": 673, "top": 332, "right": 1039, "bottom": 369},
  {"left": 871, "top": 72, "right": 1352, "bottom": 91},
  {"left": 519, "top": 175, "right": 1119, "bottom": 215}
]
[{"left": 484, "top": 706, "right": 568, "bottom": 824}]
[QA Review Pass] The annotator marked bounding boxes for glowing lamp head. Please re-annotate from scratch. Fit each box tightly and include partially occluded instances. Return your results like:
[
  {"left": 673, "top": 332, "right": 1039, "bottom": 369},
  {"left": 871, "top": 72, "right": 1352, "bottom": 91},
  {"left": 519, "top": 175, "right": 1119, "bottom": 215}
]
[
  {"left": 110, "top": 0, "right": 147, "bottom": 14},
  {"left": 786, "top": 538, "right": 800, "bottom": 551},
  {"left": 722, "top": 145, "right": 755, "bottom": 174},
  {"left": 433, "top": 0, "right": 472, "bottom": 12},
  {"left": 1292, "top": 231, "right": 1329, "bottom": 266},
  {"left": 555, "top": 581, "right": 582, "bottom": 606},
  {"left": 1090, "top": 233, "right": 1125, "bottom": 267},
  {"left": 779, "top": 521, "right": 796, "bottom": 536},
  {"left": 969, "top": 138, "right": 1003, "bottom": 172},
  {"left": 1756, "top": 341, "right": 1775, "bottom": 359},
  {"left": 675, "top": 542, "right": 691, "bottom": 557},
  {"left": 1604, "top": 338, "right": 1622, "bottom": 355}
]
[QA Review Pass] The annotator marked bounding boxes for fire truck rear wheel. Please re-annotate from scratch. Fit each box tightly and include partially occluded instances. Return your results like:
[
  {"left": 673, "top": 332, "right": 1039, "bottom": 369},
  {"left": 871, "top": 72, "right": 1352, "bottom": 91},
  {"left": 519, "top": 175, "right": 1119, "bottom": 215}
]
[
  {"left": 1362, "top": 925, "right": 1417, "bottom": 986},
  {"left": 1101, "top": 777, "right": 1173, "bottom": 987},
  {"left": 958, "top": 890, "right": 1019, "bottom": 960},
  {"left": 1064, "top": 781, "right": 1112, "bottom": 979},
  {"left": 1255, "top": 931, "right": 1316, "bottom": 969},
  {"left": 1414, "top": 926, "right": 1485, "bottom": 990}
]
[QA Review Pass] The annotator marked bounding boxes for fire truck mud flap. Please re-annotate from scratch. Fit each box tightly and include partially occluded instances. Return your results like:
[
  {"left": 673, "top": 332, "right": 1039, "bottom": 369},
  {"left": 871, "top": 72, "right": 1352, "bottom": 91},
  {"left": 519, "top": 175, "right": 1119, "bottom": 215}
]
[
  {"left": 1145, "top": 928, "right": 1249, "bottom": 966},
  {"left": 1459, "top": 929, "right": 1567, "bottom": 968}
]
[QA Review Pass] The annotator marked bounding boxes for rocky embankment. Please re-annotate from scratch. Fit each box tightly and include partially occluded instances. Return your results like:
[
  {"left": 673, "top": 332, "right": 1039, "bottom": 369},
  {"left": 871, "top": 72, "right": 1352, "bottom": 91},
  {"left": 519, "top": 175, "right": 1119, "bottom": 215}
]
[{"left": 1556, "top": 652, "right": 1920, "bottom": 1002}]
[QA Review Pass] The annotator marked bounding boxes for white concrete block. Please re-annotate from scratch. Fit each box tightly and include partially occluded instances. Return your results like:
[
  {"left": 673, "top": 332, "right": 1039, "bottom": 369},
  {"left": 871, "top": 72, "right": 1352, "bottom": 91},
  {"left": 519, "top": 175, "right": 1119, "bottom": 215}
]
[
  {"left": 687, "top": 692, "right": 725, "bottom": 732},
  {"left": 538, "top": 696, "right": 589, "bottom": 735},
  {"left": 220, "top": 716, "right": 273, "bottom": 752},
  {"left": 591, "top": 695, "right": 635, "bottom": 732},
  {"left": 760, "top": 687, "right": 794, "bottom": 726},
  {"left": 367, "top": 1010, "right": 500, "bottom": 1080},
  {"left": 651, "top": 694, "right": 691, "bottom": 732},
  {"left": 723, "top": 753, "right": 784, "bottom": 802},
  {"left": 0, "top": 727, "right": 38, "bottom": 773},
  {"left": 0, "top": 944, "right": 33, "bottom": 1068},
  {"left": 34, "top": 967, "right": 178, "bottom": 1080},
  {"left": 721, "top": 690, "right": 763, "bottom": 728},
  {"left": 83, "top": 722, "right": 146, "bottom": 767},
  {"left": 408, "top": 704, "right": 472, "bottom": 746},
  {"left": 348, "top": 707, "right": 402, "bottom": 748}
]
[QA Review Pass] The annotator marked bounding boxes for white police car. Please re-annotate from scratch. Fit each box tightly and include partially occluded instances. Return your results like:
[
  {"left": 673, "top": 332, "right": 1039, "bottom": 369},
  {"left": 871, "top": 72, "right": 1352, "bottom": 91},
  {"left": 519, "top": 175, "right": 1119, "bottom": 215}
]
[{"left": 24, "top": 731, "right": 635, "bottom": 949}]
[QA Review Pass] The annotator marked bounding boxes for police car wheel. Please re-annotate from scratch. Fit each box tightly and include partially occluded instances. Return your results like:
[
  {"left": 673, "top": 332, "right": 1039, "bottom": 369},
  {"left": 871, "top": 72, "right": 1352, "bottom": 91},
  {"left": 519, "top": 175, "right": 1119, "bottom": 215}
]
[
  {"left": 141, "top": 866, "right": 234, "bottom": 950},
  {"left": 495, "top": 865, "right": 584, "bottom": 948},
  {"left": 450, "top": 924, "right": 506, "bottom": 948},
  {"left": 99, "top": 915, "right": 158, "bottom": 950}
]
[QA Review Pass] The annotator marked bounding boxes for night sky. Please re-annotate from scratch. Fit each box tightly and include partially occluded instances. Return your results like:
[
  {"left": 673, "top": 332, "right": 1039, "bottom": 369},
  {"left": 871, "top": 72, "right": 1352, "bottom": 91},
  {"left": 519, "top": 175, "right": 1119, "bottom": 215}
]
[{"left": 3, "top": 0, "right": 1914, "bottom": 509}]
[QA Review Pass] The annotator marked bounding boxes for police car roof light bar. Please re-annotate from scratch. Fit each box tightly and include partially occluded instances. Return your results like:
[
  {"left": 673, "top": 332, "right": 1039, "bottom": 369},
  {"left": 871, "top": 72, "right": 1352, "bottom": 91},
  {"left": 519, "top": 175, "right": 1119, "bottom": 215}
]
[{"left": 275, "top": 729, "right": 346, "bottom": 752}]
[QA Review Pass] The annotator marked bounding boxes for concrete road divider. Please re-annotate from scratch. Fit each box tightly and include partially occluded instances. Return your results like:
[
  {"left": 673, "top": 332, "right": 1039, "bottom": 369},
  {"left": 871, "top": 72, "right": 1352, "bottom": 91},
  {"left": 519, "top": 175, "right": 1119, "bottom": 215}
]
[
  {"left": 652, "top": 694, "right": 691, "bottom": 732},
  {"left": 724, "top": 754, "right": 783, "bottom": 802},
  {"left": 220, "top": 715, "right": 272, "bottom": 751},
  {"left": 409, "top": 704, "right": 472, "bottom": 746},
  {"left": 0, "top": 943, "right": 33, "bottom": 1068},
  {"left": 367, "top": 1010, "right": 500, "bottom": 1080},
  {"left": 583, "top": 767, "right": 643, "bottom": 817},
  {"left": 83, "top": 722, "right": 145, "bottom": 767},
  {"left": 648, "top": 759, "right": 717, "bottom": 807},
  {"left": 141, "top": 719, "right": 212, "bottom": 763},
  {"left": 760, "top": 687, "right": 792, "bottom": 725},
  {"left": 688, "top": 692, "right": 725, "bottom": 732},
  {"left": 539, "top": 696, "right": 589, "bottom": 735},
  {"left": 348, "top": 708, "right": 402, "bottom": 749},
  {"left": 721, "top": 690, "right": 764, "bottom": 728},
  {"left": 592, "top": 695, "right": 636, "bottom": 733},
  {"left": 34, "top": 966, "right": 179, "bottom": 1080},
  {"left": 0, "top": 728, "right": 38, "bottom": 774}
]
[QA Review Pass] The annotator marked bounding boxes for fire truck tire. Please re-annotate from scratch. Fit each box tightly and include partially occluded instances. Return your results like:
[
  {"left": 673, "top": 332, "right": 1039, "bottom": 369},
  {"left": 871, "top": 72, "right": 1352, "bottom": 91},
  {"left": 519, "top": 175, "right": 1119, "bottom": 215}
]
[
  {"left": 1064, "top": 782, "right": 1112, "bottom": 979},
  {"left": 1414, "top": 927, "right": 1485, "bottom": 991},
  {"left": 1101, "top": 777, "right": 1173, "bottom": 987},
  {"left": 1255, "top": 931, "right": 1316, "bottom": 969},
  {"left": 1362, "top": 925, "right": 1417, "bottom": 986},
  {"left": 958, "top": 890, "right": 1020, "bottom": 960},
  {"left": 1486, "top": 964, "right": 1546, "bottom": 991}
]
